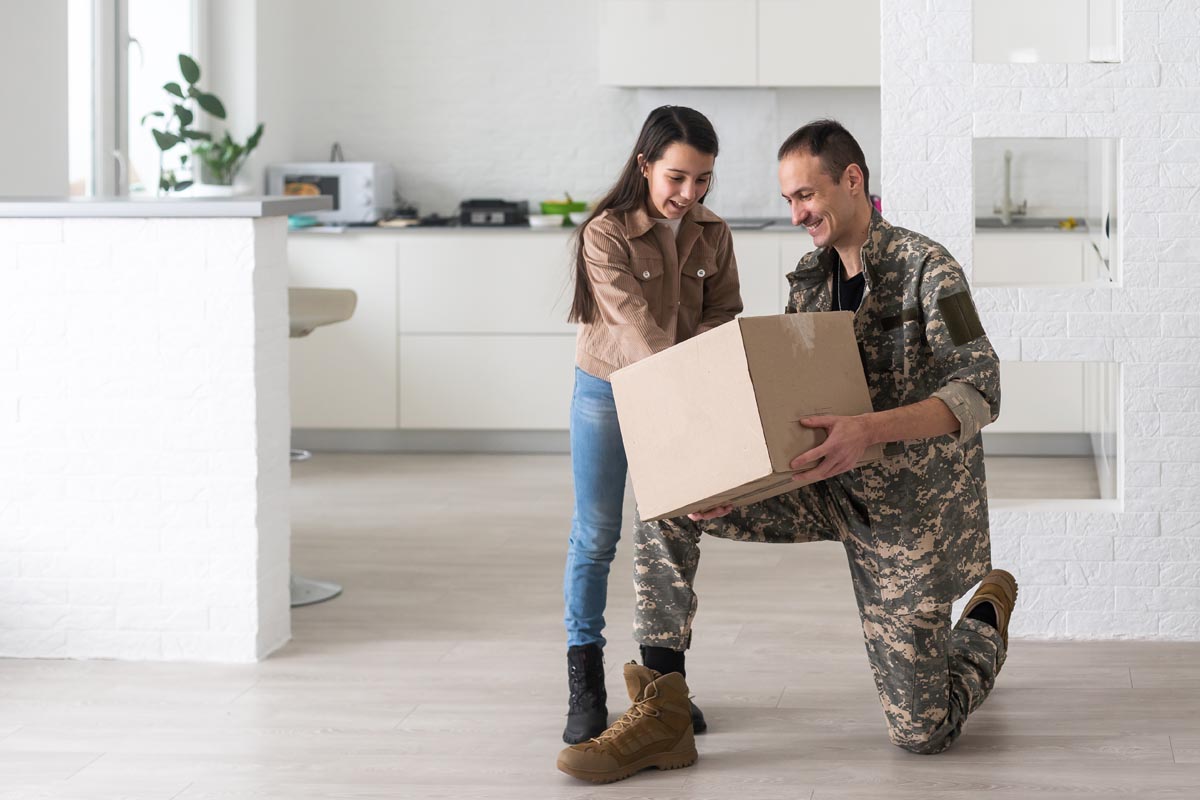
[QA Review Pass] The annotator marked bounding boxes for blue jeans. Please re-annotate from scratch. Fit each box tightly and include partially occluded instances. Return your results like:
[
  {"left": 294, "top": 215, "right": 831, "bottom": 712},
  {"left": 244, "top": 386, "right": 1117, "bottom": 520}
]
[{"left": 564, "top": 367, "right": 628, "bottom": 649}]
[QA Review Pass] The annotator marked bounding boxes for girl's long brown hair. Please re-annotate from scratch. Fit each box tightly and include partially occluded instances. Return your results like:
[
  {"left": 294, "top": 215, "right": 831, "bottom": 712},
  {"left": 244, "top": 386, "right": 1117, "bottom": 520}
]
[{"left": 568, "top": 106, "right": 719, "bottom": 324}]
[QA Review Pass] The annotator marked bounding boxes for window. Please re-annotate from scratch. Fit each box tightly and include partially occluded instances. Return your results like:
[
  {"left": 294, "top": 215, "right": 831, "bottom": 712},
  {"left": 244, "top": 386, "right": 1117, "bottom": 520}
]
[
  {"left": 67, "top": 0, "right": 199, "bottom": 196},
  {"left": 973, "top": 137, "right": 1119, "bottom": 288},
  {"left": 127, "top": 0, "right": 197, "bottom": 194}
]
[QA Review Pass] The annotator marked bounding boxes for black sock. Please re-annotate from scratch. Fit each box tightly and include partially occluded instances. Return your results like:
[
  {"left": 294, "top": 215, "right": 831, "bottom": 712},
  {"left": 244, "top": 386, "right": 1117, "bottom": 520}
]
[
  {"left": 966, "top": 600, "right": 998, "bottom": 628},
  {"left": 640, "top": 645, "right": 686, "bottom": 677}
]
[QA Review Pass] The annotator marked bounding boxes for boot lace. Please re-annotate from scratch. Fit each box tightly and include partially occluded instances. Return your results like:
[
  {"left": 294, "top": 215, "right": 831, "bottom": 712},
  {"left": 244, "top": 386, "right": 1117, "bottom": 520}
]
[{"left": 591, "top": 697, "right": 660, "bottom": 744}]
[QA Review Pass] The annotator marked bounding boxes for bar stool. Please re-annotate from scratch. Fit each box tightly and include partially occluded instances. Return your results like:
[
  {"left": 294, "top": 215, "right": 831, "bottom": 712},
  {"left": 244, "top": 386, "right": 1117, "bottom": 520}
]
[{"left": 288, "top": 286, "right": 357, "bottom": 607}]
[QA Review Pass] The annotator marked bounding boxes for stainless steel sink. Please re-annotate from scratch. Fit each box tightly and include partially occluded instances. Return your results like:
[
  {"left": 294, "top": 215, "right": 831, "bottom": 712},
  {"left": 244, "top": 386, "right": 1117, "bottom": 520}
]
[{"left": 975, "top": 216, "right": 1089, "bottom": 231}]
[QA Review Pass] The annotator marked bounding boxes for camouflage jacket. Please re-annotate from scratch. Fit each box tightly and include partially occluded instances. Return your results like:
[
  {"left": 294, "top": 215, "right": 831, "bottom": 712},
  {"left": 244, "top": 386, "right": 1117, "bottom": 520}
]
[{"left": 785, "top": 211, "right": 1001, "bottom": 614}]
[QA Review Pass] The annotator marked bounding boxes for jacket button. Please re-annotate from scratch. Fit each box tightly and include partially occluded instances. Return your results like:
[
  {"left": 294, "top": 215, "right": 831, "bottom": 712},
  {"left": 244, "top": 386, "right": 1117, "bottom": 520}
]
[
  {"left": 642, "top": 271, "right": 651, "bottom": 279},
  {"left": 697, "top": 269, "right": 706, "bottom": 277}
]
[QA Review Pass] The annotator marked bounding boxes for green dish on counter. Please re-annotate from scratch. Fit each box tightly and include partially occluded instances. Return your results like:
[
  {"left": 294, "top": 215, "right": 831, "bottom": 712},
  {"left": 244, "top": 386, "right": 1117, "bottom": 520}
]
[{"left": 540, "top": 200, "right": 587, "bottom": 215}]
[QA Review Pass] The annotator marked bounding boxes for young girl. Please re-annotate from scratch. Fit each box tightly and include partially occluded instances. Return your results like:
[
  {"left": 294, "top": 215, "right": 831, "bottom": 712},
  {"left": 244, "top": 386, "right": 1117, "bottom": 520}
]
[{"left": 562, "top": 106, "right": 742, "bottom": 743}]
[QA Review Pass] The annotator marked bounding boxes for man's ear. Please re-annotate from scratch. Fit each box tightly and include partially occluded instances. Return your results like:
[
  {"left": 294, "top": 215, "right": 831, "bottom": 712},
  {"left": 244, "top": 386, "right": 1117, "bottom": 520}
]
[{"left": 843, "top": 163, "right": 864, "bottom": 196}]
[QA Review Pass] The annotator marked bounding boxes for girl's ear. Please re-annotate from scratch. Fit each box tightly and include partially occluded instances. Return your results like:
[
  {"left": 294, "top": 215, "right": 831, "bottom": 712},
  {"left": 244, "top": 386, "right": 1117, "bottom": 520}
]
[{"left": 637, "top": 153, "right": 647, "bottom": 177}]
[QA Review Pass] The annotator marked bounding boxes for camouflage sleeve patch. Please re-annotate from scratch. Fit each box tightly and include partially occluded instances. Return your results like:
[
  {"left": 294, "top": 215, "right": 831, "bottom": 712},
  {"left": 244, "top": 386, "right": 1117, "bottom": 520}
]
[{"left": 937, "top": 291, "right": 985, "bottom": 347}]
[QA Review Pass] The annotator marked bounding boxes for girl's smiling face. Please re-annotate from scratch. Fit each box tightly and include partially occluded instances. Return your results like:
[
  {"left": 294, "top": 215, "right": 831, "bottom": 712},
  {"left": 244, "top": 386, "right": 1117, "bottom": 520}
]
[{"left": 640, "top": 143, "right": 715, "bottom": 219}]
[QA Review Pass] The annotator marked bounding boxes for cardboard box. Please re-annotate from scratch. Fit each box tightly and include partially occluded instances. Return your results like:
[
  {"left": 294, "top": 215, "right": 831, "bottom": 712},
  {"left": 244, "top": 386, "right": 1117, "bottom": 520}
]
[{"left": 611, "top": 312, "right": 882, "bottom": 521}]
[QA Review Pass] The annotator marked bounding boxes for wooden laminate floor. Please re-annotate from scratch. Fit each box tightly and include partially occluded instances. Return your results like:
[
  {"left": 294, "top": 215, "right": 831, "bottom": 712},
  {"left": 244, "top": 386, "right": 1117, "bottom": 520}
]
[{"left": 1, "top": 453, "right": 1197, "bottom": 799}]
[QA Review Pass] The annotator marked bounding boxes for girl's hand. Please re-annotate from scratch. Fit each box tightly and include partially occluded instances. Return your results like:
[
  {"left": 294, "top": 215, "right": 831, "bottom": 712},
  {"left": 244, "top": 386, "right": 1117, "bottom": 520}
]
[{"left": 688, "top": 504, "right": 734, "bottom": 522}]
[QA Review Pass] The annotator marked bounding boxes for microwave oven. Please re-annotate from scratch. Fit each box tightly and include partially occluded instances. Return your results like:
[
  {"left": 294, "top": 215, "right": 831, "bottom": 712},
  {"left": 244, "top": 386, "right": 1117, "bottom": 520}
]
[{"left": 265, "top": 161, "right": 394, "bottom": 224}]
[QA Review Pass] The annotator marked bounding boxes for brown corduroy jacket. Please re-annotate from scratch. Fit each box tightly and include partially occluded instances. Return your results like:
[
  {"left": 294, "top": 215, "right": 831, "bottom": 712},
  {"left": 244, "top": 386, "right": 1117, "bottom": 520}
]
[{"left": 575, "top": 203, "right": 743, "bottom": 380}]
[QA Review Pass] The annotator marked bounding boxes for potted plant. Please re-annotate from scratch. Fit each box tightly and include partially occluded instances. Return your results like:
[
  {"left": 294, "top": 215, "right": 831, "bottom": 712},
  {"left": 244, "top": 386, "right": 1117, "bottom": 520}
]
[
  {"left": 140, "top": 54, "right": 263, "bottom": 195},
  {"left": 192, "top": 124, "right": 264, "bottom": 188}
]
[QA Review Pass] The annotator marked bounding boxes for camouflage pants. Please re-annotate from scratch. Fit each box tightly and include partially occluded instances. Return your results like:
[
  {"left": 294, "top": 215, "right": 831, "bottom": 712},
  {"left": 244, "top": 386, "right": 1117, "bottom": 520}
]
[{"left": 632, "top": 475, "right": 1006, "bottom": 755}]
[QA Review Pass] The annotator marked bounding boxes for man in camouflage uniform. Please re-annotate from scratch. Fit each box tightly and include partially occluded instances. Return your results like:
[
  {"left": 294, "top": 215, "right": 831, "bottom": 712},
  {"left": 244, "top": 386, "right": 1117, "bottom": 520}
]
[{"left": 631, "top": 120, "right": 1016, "bottom": 756}]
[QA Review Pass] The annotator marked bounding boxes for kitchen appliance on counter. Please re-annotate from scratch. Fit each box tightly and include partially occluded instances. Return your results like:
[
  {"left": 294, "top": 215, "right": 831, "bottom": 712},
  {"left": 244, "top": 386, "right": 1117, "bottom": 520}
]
[
  {"left": 459, "top": 199, "right": 528, "bottom": 226},
  {"left": 266, "top": 161, "right": 395, "bottom": 224}
]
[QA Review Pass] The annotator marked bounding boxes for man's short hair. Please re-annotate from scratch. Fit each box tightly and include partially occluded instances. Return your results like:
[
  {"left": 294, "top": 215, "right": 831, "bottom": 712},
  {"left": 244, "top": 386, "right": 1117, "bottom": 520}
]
[{"left": 778, "top": 120, "right": 871, "bottom": 199}]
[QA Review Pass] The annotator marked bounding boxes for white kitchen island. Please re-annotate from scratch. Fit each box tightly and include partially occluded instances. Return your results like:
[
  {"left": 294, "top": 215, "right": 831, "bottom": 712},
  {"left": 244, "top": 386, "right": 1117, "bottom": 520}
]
[{"left": 0, "top": 196, "right": 329, "bottom": 662}]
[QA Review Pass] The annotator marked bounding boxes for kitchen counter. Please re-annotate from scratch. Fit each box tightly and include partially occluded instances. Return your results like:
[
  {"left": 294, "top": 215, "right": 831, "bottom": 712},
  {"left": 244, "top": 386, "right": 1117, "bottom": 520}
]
[
  {"left": 0, "top": 195, "right": 331, "bottom": 218},
  {"left": 974, "top": 216, "right": 1090, "bottom": 232},
  {"left": 289, "top": 217, "right": 807, "bottom": 235},
  {"left": 0, "top": 196, "right": 332, "bottom": 663}
]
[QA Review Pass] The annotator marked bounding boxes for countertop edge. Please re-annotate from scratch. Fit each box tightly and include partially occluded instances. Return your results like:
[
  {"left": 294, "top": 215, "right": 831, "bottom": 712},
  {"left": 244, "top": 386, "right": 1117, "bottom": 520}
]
[{"left": 0, "top": 196, "right": 333, "bottom": 218}]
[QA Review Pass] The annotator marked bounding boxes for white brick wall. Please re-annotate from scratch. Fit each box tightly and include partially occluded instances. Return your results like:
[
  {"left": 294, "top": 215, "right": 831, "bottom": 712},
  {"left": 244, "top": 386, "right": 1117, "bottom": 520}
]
[
  {"left": 0, "top": 216, "right": 291, "bottom": 661},
  {"left": 883, "top": 1, "right": 1200, "bottom": 639}
]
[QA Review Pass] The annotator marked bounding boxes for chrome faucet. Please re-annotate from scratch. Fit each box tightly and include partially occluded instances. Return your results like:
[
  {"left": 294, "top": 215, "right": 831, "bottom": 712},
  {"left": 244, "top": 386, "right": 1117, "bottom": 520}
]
[{"left": 993, "top": 149, "right": 1028, "bottom": 225}]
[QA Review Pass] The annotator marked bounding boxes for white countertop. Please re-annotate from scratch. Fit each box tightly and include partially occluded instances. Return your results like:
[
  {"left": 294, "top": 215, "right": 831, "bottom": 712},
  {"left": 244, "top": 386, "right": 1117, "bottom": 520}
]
[
  {"left": 0, "top": 195, "right": 332, "bottom": 218},
  {"left": 289, "top": 220, "right": 809, "bottom": 235}
]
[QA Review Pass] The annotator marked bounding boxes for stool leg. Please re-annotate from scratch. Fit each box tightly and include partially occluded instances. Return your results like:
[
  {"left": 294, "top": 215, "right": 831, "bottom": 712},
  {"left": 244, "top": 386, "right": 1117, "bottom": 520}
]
[{"left": 289, "top": 448, "right": 341, "bottom": 607}]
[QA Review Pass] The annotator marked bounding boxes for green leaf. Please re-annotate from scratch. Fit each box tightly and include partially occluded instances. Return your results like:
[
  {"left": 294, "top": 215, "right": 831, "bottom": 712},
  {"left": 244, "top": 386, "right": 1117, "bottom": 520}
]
[
  {"left": 194, "top": 92, "right": 226, "bottom": 119},
  {"left": 180, "top": 129, "right": 212, "bottom": 141},
  {"left": 179, "top": 54, "right": 200, "bottom": 84},
  {"left": 174, "top": 180, "right": 193, "bottom": 192},
  {"left": 179, "top": 154, "right": 189, "bottom": 165},
  {"left": 163, "top": 82, "right": 184, "bottom": 99},
  {"left": 152, "top": 130, "right": 181, "bottom": 150},
  {"left": 173, "top": 104, "right": 194, "bottom": 127},
  {"left": 159, "top": 176, "right": 171, "bottom": 191},
  {"left": 140, "top": 110, "right": 165, "bottom": 126},
  {"left": 246, "top": 123, "right": 264, "bottom": 150}
]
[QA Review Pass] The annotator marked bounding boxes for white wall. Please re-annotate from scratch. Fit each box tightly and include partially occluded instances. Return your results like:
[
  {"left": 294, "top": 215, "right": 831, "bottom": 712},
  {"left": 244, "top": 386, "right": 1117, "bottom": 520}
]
[
  {"left": 0, "top": 0, "right": 68, "bottom": 196},
  {"left": 250, "top": 0, "right": 882, "bottom": 219},
  {"left": 883, "top": 0, "right": 1200, "bottom": 640}
]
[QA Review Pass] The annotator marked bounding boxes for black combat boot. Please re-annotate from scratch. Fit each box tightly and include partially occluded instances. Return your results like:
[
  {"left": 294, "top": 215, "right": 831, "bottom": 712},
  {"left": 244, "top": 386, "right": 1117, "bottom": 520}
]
[
  {"left": 641, "top": 645, "right": 707, "bottom": 734},
  {"left": 563, "top": 643, "right": 608, "bottom": 744}
]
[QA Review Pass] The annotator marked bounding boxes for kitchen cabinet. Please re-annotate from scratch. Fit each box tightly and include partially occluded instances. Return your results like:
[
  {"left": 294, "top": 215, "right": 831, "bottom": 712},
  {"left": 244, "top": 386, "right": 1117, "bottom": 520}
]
[
  {"left": 597, "top": 0, "right": 880, "bottom": 87},
  {"left": 988, "top": 361, "right": 1086, "bottom": 434},
  {"left": 397, "top": 232, "right": 575, "bottom": 334},
  {"left": 973, "top": 231, "right": 1091, "bottom": 286},
  {"left": 733, "top": 233, "right": 786, "bottom": 316},
  {"left": 974, "top": 0, "right": 1089, "bottom": 63},
  {"left": 734, "top": 228, "right": 817, "bottom": 315},
  {"left": 288, "top": 229, "right": 1107, "bottom": 448},
  {"left": 395, "top": 231, "right": 577, "bottom": 429},
  {"left": 289, "top": 228, "right": 813, "bottom": 432},
  {"left": 399, "top": 335, "right": 577, "bottom": 429},
  {"left": 758, "top": 0, "right": 880, "bottom": 87},
  {"left": 779, "top": 232, "right": 818, "bottom": 286},
  {"left": 287, "top": 234, "right": 398, "bottom": 429},
  {"left": 598, "top": 0, "right": 757, "bottom": 87}
]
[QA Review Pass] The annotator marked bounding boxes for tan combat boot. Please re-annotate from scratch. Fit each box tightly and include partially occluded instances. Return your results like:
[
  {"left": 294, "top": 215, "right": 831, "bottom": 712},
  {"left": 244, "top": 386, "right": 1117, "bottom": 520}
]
[
  {"left": 962, "top": 568, "right": 1019, "bottom": 651},
  {"left": 556, "top": 662, "right": 697, "bottom": 783}
]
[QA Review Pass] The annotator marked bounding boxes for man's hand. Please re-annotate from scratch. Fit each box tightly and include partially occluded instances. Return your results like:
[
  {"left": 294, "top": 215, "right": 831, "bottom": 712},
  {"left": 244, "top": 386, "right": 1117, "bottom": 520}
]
[
  {"left": 687, "top": 504, "right": 733, "bottom": 522},
  {"left": 790, "top": 414, "right": 876, "bottom": 483}
]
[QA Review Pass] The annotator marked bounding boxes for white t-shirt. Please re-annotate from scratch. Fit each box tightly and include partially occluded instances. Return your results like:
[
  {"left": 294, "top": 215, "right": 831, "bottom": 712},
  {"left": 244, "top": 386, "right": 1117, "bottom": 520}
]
[{"left": 654, "top": 216, "right": 682, "bottom": 237}]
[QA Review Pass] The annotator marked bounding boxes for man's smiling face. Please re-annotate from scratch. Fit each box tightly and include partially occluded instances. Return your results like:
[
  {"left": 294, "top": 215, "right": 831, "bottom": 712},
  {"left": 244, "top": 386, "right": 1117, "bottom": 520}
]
[{"left": 778, "top": 149, "right": 864, "bottom": 250}]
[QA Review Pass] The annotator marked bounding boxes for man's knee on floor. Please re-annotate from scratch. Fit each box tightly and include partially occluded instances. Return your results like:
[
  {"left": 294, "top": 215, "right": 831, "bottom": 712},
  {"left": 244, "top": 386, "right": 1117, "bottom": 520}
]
[{"left": 888, "top": 726, "right": 954, "bottom": 755}]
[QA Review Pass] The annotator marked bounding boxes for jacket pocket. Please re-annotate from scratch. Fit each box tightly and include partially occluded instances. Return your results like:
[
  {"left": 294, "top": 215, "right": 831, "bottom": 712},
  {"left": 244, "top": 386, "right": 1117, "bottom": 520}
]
[
  {"left": 632, "top": 257, "right": 665, "bottom": 313},
  {"left": 679, "top": 259, "right": 717, "bottom": 311}
]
